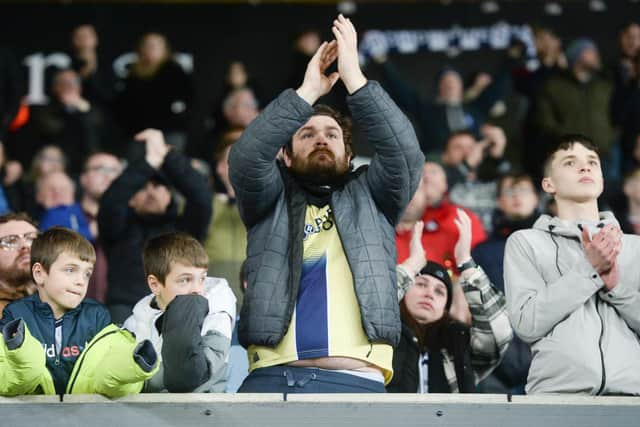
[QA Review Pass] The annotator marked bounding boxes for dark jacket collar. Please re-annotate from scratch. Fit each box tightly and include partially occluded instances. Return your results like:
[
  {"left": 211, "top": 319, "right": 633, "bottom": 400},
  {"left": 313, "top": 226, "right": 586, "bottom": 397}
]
[
  {"left": 24, "top": 292, "right": 82, "bottom": 318},
  {"left": 490, "top": 210, "right": 540, "bottom": 239}
]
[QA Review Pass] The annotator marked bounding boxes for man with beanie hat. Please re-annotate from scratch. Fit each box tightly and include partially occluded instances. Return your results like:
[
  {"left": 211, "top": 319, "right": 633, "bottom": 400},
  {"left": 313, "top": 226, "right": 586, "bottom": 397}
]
[
  {"left": 565, "top": 38, "right": 598, "bottom": 70},
  {"left": 534, "top": 37, "right": 616, "bottom": 177},
  {"left": 388, "top": 214, "right": 512, "bottom": 393}
]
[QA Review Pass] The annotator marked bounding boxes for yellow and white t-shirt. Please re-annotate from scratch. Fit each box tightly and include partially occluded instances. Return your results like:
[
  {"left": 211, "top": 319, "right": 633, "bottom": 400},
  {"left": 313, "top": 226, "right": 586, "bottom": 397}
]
[{"left": 248, "top": 204, "right": 393, "bottom": 384}]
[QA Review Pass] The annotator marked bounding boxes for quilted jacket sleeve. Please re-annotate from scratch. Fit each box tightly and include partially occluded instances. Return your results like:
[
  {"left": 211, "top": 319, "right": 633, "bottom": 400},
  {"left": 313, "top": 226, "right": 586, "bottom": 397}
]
[
  {"left": 229, "top": 89, "right": 314, "bottom": 228},
  {"left": 347, "top": 81, "right": 424, "bottom": 225}
]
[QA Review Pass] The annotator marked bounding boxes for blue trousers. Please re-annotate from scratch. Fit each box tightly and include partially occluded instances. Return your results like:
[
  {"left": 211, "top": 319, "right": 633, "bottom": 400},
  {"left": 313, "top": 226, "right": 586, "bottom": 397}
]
[{"left": 237, "top": 366, "right": 386, "bottom": 393}]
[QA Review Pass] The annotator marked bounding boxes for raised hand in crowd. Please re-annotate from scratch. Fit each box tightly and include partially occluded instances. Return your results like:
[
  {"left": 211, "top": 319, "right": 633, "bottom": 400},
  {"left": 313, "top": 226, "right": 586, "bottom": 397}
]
[
  {"left": 54, "top": 70, "right": 91, "bottom": 113},
  {"left": 480, "top": 124, "right": 507, "bottom": 159},
  {"left": 454, "top": 208, "right": 473, "bottom": 271},
  {"left": 332, "top": 14, "right": 367, "bottom": 94},
  {"left": 3, "top": 160, "right": 22, "bottom": 187},
  {"left": 451, "top": 208, "right": 473, "bottom": 325},
  {"left": 399, "top": 220, "right": 427, "bottom": 277},
  {"left": 466, "top": 124, "right": 507, "bottom": 169},
  {"left": 135, "top": 129, "right": 171, "bottom": 169},
  {"left": 295, "top": 40, "right": 339, "bottom": 105},
  {"left": 465, "top": 72, "right": 493, "bottom": 100}
]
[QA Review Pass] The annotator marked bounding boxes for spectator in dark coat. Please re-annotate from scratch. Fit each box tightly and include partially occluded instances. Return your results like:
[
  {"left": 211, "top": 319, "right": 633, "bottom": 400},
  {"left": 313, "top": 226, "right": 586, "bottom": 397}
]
[
  {"left": 69, "top": 24, "right": 116, "bottom": 108},
  {"left": 114, "top": 33, "right": 192, "bottom": 154},
  {"left": 533, "top": 39, "right": 615, "bottom": 175},
  {"left": 33, "top": 69, "right": 105, "bottom": 177},
  {"left": 472, "top": 172, "right": 540, "bottom": 394},
  {"left": 373, "top": 53, "right": 510, "bottom": 157},
  {"left": 611, "top": 50, "right": 640, "bottom": 175},
  {"left": 608, "top": 22, "right": 640, "bottom": 97},
  {"left": 510, "top": 26, "right": 566, "bottom": 183},
  {"left": 98, "top": 129, "right": 212, "bottom": 324}
]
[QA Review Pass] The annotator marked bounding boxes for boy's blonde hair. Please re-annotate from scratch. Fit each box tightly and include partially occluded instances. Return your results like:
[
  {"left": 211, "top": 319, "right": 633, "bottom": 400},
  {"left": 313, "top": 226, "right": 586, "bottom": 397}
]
[
  {"left": 31, "top": 227, "right": 96, "bottom": 273},
  {"left": 143, "top": 232, "right": 209, "bottom": 284}
]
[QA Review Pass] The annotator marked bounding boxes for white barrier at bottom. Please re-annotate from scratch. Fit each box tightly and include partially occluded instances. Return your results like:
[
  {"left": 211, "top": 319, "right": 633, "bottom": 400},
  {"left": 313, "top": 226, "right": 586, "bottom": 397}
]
[{"left": 1, "top": 393, "right": 639, "bottom": 427}]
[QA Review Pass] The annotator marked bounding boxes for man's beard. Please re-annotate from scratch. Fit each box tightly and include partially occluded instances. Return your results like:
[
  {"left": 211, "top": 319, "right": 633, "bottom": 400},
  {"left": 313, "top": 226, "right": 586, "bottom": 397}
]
[
  {"left": 288, "top": 149, "right": 350, "bottom": 182},
  {"left": 0, "top": 260, "right": 33, "bottom": 289}
]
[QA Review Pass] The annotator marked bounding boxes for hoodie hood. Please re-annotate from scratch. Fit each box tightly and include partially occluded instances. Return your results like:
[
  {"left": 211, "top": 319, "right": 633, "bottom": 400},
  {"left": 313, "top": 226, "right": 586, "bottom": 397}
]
[{"left": 532, "top": 211, "right": 619, "bottom": 240}]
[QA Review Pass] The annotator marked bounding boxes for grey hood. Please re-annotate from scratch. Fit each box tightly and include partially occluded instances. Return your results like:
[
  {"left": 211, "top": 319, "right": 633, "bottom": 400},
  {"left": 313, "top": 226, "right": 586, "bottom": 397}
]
[{"left": 531, "top": 211, "right": 618, "bottom": 240}]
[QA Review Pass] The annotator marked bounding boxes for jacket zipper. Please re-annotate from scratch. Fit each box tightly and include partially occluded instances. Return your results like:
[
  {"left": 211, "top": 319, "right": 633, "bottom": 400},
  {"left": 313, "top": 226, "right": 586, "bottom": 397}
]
[
  {"left": 66, "top": 330, "right": 118, "bottom": 394},
  {"left": 595, "top": 299, "right": 606, "bottom": 395},
  {"left": 54, "top": 318, "right": 60, "bottom": 366},
  {"left": 51, "top": 311, "right": 65, "bottom": 366}
]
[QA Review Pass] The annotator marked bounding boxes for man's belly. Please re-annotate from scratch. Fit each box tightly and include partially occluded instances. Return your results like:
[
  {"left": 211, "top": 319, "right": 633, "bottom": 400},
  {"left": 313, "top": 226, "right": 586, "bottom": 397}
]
[{"left": 288, "top": 356, "right": 383, "bottom": 374}]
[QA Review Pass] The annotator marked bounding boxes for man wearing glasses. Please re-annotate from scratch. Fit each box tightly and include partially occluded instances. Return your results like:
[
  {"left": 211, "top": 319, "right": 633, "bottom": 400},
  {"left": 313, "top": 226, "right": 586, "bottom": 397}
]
[
  {"left": 0, "top": 213, "right": 38, "bottom": 317},
  {"left": 80, "top": 153, "right": 123, "bottom": 303}
]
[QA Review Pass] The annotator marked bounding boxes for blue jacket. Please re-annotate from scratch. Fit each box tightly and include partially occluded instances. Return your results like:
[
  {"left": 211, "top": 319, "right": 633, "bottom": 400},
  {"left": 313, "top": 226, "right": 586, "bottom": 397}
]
[
  {"left": 38, "top": 203, "right": 92, "bottom": 242},
  {"left": 0, "top": 293, "right": 111, "bottom": 394}
]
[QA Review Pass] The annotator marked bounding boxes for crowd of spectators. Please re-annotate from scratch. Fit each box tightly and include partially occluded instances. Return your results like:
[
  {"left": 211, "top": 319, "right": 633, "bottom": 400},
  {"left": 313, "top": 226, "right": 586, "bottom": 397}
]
[{"left": 0, "top": 16, "right": 639, "bottom": 397}]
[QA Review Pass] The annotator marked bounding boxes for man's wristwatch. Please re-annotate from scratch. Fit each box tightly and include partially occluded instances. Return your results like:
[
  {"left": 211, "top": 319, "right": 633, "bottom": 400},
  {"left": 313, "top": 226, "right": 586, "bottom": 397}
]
[{"left": 457, "top": 258, "right": 477, "bottom": 272}]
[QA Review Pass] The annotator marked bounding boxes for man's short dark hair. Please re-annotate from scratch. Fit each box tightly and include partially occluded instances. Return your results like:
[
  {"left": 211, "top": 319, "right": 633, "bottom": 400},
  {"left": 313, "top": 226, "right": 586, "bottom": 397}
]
[
  {"left": 0, "top": 212, "right": 37, "bottom": 228},
  {"left": 143, "top": 232, "right": 209, "bottom": 284},
  {"left": 284, "top": 104, "right": 354, "bottom": 159},
  {"left": 31, "top": 227, "right": 96, "bottom": 273},
  {"left": 542, "top": 134, "right": 600, "bottom": 177},
  {"left": 497, "top": 172, "right": 535, "bottom": 197}
]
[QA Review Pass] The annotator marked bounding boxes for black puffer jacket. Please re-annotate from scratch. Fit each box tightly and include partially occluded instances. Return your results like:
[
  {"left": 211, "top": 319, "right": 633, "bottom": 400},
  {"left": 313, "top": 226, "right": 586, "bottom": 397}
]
[
  {"left": 229, "top": 81, "right": 424, "bottom": 348},
  {"left": 387, "top": 321, "right": 476, "bottom": 393}
]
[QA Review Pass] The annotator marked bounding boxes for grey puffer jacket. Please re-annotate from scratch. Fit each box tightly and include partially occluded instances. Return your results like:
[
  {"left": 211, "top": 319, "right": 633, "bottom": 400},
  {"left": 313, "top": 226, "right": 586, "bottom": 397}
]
[
  {"left": 229, "top": 81, "right": 423, "bottom": 348},
  {"left": 504, "top": 212, "right": 640, "bottom": 395}
]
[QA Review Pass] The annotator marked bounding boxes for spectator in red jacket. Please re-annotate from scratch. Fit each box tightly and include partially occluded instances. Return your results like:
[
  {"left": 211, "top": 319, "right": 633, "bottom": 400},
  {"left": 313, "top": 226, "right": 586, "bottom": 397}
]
[{"left": 396, "top": 161, "right": 486, "bottom": 274}]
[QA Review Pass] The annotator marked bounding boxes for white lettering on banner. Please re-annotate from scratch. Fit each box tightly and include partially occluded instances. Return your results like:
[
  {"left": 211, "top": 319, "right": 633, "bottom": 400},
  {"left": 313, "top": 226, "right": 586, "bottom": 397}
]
[
  {"left": 23, "top": 52, "right": 71, "bottom": 105},
  {"left": 22, "top": 51, "right": 194, "bottom": 105},
  {"left": 112, "top": 52, "right": 138, "bottom": 79},
  {"left": 358, "top": 21, "right": 536, "bottom": 65},
  {"left": 112, "top": 52, "right": 193, "bottom": 78}
]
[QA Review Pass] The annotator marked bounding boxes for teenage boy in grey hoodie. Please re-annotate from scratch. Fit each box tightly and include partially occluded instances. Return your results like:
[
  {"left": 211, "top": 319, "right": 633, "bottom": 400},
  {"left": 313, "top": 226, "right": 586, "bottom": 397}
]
[{"left": 504, "top": 134, "right": 640, "bottom": 395}]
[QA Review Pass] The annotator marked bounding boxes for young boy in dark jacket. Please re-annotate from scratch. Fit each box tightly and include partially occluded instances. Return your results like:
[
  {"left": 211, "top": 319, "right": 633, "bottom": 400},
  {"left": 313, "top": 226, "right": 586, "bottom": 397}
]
[{"left": 0, "top": 227, "right": 158, "bottom": 396}]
